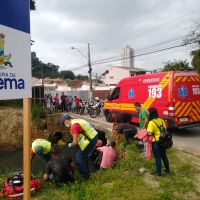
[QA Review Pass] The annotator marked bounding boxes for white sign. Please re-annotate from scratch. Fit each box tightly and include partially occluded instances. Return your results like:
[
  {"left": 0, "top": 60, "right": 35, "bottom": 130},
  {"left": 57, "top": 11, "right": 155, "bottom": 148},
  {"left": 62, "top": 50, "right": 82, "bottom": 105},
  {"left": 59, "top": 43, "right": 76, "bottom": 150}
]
[{"left": 0, "top": 0, "right": 31, "bottom": 100}]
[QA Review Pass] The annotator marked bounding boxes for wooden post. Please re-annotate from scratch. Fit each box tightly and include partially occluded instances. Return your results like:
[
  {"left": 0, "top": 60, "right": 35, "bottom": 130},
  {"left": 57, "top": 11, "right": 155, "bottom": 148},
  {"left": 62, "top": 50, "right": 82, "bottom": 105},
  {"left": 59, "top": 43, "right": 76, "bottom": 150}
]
[{"left": 23, "top": 98, "right": 31, "bottom": 200}]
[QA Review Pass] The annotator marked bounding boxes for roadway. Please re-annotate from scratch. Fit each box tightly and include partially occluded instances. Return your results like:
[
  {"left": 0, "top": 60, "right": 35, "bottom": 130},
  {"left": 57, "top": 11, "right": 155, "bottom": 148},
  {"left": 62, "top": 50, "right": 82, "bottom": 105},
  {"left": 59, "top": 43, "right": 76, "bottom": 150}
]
[{"left": 69, "top": 112, "right": 200, "bottom": 156}]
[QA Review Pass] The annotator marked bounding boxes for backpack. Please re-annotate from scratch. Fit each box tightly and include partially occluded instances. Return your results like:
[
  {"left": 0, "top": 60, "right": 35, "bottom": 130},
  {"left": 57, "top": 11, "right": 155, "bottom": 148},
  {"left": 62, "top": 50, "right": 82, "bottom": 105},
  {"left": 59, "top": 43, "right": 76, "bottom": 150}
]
[
  {"left": 153, "top": 120, "right": 173, "bottom": 149},
  {"left": 1, "top": 173, "right": 40, "bottom": 199}
]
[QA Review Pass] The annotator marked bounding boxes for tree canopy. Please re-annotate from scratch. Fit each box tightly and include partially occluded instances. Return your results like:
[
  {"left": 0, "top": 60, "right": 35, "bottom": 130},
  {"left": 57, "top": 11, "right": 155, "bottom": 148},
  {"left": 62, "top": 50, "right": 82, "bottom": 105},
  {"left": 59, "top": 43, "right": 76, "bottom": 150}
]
[
  {"left": 31, "top": 52, "right": 89, "bottom": 80},
  {"left": 32, "top": 52, "right": 60, "bottom": 78},
  {"left": 191, "top": 50, "right": 200, "bottom": 74},
  {"left": 184, "top": 19, "right": 200, "bottom": 74},
  {"left": 60, "top": 70, "right": 75, "bottom": 80},
  {"left": 162, "top": 60, "right": 191, "bottom": 72}
]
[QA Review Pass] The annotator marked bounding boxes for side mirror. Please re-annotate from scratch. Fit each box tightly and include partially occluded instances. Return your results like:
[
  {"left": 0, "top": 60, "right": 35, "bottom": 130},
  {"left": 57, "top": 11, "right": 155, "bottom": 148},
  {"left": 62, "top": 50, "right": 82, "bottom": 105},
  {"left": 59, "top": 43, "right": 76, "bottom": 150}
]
[{"left": 107, "top": 95, "right": 111, "bottom": 101}]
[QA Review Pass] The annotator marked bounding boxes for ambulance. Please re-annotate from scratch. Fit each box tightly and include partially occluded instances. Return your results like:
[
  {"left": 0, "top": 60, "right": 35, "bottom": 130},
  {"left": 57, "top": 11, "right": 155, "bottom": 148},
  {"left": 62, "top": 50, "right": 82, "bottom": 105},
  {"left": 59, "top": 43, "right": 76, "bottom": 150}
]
[{"left": 103, "top": 71, "right": 200, "bottom": 128}]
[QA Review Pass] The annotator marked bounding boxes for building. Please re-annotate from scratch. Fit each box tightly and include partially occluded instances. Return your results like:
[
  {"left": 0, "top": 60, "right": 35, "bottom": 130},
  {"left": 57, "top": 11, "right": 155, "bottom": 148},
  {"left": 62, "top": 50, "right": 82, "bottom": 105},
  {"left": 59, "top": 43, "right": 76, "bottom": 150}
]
[
  {"left": 102, "top": 66, "right": 149, "bottom": 87},
  {"left": 121, "top": 45, "right": 134, "bottom": 68}
]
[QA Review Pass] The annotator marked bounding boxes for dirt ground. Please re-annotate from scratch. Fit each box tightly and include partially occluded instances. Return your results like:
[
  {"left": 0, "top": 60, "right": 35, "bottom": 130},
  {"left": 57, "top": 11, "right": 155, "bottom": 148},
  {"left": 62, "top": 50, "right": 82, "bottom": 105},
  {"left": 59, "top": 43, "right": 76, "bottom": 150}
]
[{"left": 0, "top": 107, "right": 71, "bottom": 152}]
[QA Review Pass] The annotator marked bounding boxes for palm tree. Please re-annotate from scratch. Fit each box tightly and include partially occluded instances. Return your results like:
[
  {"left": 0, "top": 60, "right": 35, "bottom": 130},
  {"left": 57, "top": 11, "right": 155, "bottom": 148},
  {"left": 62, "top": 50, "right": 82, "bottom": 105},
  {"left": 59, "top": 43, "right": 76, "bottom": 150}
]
[{"left": 191, "top": 50, "right": 200, "bottom": 74}]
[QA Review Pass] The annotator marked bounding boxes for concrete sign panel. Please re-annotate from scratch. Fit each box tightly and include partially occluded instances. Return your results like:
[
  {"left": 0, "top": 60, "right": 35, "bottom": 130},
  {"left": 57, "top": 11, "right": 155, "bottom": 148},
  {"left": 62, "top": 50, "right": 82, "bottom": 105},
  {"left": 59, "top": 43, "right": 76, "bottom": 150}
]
[{"left": 0, "top": 0, "right": 31, "bottom": 100}]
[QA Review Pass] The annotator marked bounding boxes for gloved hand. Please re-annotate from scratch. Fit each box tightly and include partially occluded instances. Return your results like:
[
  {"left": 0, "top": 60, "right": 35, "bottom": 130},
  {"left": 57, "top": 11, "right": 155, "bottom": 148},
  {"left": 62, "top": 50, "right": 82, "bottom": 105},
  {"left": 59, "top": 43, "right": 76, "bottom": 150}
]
[{"left": 68, "top": 143, "right": 73, "bottom": 148}]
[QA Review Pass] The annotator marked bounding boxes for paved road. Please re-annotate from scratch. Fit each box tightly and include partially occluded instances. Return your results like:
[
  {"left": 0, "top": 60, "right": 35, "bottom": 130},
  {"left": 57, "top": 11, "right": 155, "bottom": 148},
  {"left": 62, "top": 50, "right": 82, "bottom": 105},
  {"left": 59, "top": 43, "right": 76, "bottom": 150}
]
[{"left": 70, "top": 113, "right": 200, "bottom": 155}]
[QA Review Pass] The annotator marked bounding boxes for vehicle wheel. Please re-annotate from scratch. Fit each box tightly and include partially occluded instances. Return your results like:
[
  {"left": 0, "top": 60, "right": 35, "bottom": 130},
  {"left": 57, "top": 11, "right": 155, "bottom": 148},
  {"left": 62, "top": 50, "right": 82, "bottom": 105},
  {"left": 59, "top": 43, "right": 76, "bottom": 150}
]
[
  {"left": 89, "top": 109, "right": 98, "bottom": 118},
  {"left": 105, "top": 111, "right": 113, "bottom": 122}
]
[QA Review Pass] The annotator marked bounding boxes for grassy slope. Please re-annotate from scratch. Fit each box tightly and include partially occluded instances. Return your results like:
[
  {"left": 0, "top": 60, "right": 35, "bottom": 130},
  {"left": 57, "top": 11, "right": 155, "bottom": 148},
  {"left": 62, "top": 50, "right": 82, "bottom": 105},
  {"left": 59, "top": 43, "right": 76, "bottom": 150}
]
[{"left": 1, "top": 144, "right": 199, "bottom": 200}]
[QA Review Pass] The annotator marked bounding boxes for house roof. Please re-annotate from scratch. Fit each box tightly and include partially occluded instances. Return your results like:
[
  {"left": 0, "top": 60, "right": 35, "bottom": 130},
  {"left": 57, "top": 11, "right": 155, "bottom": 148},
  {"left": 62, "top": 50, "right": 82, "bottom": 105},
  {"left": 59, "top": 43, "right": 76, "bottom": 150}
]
[
  {"left": 71, "top": 80, "right": 89, "bottom": 88},
  {"left": 112, "top": 66, "right": 150, "bottom": 72},
  {"left": 101, "top": 66, "right": 150, "bottom": 75}
]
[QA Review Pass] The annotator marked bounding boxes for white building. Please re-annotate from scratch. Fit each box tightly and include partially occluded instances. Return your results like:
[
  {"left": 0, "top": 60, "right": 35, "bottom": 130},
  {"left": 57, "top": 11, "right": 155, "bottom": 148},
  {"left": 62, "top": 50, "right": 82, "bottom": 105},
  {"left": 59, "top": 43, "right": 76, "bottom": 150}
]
[
  {"left": 121, "top": 45, "right": 134, "bottom": 68},
  {"left": 102, "top": 66, "right": 148, "bottom": 87}
]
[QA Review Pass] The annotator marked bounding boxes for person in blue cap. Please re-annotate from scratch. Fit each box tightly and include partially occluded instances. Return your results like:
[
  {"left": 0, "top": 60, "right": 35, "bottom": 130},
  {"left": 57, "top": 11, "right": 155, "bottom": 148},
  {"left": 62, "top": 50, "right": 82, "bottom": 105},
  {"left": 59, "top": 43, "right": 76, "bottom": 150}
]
[{"left": 60, "top": 114, "right": 98, "bottom": 179}]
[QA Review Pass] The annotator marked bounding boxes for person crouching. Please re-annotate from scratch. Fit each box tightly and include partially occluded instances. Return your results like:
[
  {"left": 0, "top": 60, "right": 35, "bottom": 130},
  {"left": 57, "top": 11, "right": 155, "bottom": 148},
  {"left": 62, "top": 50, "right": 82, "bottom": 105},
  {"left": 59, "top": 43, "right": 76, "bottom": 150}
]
[
  {"left": 97, "top": 141, "right": 117, "bottom": 169},
  {"left": 43, "top": 156, "right": 74, "bottom": 185}
]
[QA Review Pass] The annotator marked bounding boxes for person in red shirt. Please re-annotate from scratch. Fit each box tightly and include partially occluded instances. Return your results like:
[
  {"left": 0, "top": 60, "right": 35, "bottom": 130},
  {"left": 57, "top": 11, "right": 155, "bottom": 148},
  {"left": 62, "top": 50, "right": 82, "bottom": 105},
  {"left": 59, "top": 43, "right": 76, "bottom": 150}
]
[
  {"left": 60, "top": 114, "right": 98, "bottom": 179},
  {"left": 74, "top": 96, "right": 79, "bottom": 113},
  {"left": 54, "top": 94, "right": 59, "bottom": 112}
]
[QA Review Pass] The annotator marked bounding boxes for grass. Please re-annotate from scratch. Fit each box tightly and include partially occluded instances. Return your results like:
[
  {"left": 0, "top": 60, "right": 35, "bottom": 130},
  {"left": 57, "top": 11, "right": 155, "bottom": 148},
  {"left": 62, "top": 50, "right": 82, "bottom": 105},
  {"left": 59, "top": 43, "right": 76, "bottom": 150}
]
[{"left": 0, "top": 142, "right": 199, "bottom": 200}]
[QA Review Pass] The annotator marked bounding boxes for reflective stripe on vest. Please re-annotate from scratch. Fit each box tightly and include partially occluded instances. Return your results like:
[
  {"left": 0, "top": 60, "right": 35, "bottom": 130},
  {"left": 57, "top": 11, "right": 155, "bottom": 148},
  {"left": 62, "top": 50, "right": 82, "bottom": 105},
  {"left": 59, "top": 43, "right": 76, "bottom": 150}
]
[
  {"left": 32, "top": 139, "right": 51, "bottom": 154},
  {"left": 71, "top": 119, "right": 98, "bottom": 151}
]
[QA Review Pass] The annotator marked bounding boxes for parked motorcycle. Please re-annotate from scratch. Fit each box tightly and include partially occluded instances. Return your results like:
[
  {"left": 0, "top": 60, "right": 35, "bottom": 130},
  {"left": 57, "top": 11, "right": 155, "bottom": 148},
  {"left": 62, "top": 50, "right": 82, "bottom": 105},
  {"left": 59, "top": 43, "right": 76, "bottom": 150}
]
[{"left": 89, "top": 101, "right": 104, "bottom": 118}]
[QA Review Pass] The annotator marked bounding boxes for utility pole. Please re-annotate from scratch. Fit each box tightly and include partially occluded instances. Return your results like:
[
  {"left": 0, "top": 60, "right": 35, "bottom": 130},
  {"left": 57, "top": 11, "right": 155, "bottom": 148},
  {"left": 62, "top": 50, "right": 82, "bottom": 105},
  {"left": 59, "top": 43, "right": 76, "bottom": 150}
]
[{"left": 88, "top": 43, "right": 93, "bottom": 99}]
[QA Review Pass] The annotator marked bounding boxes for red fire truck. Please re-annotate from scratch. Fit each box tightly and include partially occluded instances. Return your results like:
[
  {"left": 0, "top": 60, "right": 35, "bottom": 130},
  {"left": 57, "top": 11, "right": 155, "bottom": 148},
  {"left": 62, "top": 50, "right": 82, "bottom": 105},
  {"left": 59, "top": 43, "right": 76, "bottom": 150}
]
[{"left": 103, "top": 71, "right": 200, "bottom": 128}]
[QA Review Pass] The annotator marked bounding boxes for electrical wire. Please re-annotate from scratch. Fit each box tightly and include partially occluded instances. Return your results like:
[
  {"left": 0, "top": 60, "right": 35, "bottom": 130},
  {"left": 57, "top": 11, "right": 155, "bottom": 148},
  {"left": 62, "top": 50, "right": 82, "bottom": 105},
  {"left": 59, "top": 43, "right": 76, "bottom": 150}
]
[{"left": 69, "top": 39, "right": 199, "bottom": 71}]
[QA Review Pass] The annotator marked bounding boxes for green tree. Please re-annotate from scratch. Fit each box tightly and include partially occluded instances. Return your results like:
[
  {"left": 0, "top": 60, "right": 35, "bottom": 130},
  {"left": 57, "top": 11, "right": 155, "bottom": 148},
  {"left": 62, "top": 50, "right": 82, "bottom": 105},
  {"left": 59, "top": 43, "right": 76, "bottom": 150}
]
[
  {"left": 185, "top": 19, "right": 200, "bottom": 74},
  {"left": 163, "top": 60, "right": 191, "bottom": 72},
  {"left": 30, "top": 0, "right": 36, "bottom": 10},
  {"left": 32, "top": 52, "right": 60, "bottom": 78},
  {"left": 191, "top": 50, "right": 200, "bottom": 74},
  {"left": 76, "top": 74, "right": 89, "bottom": 80},
  {"left": 60, "top": 70, "right": 75, "bottom": 80}
]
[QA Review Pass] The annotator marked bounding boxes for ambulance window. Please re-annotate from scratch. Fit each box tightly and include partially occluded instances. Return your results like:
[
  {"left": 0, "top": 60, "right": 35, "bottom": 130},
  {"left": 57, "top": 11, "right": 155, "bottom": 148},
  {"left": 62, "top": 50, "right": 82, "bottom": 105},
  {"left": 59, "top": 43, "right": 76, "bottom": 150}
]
[{"left": 111, "top": 87, "right": 120, "bottom": 100}]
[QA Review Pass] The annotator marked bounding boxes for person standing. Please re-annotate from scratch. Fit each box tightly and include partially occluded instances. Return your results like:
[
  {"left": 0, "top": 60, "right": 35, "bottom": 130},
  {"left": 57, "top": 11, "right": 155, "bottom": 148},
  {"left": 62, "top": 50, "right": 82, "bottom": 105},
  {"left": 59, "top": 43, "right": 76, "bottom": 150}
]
[
  {"left": 43, "top": 94, "right": 47, "bottom": 108},
  {"left": 54, "top": 93, "right": 60, "bottom": 112},
  {"left": 134, "top": 102, "right": 149, "bottom": 129},
  {"left": 65, "top": 95, "right": 69, "bottom": 112},
  {"left": 147, "top": 107, "right": 169, "bottom": 176},
  {"left": 60, "top": 92, "right": 66, "bottom": 112},
  {"left": 74, "top": 96, "right": 80, "bottom": 114},
  {"left": 60, "top": 114, "right": 98, "bottom": 179},
  {"left": 134, "top": 102, "right": 149, "bottom": 157},
  {"left": 68, "top": 95, "right": 73, "bottom": 112},
  {"left": 46, "top": 93, "right": 53, "bottom": 109}
]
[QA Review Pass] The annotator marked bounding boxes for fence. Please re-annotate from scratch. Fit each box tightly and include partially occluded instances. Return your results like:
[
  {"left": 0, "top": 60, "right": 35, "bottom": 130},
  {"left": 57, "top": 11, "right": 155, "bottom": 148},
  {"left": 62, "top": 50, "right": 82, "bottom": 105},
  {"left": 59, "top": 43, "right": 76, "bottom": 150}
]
[
  {"left": 32, "top": 88, "right": 112, "bottom": 106},
  {"left": 92, "top": 90, "right": 111, "bottom": 100}
]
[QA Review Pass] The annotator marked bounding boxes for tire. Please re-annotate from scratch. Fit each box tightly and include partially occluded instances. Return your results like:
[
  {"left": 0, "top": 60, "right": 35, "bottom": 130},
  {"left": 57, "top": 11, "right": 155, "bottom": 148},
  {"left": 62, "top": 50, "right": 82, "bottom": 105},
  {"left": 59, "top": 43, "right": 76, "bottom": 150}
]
[
  {"left": 89, "top": 109, "right": 98, "bottom": 118},
  {"left": 105, "top": 111, "right": 113, "bottom": 122}
]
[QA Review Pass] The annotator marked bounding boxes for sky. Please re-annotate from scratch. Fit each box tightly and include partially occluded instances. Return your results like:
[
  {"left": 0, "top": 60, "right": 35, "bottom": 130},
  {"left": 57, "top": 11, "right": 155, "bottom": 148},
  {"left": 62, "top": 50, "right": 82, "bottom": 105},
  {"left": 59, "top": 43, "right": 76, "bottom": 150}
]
[{"left": 30, "top": 0, "right": 200, "bottom": 76}]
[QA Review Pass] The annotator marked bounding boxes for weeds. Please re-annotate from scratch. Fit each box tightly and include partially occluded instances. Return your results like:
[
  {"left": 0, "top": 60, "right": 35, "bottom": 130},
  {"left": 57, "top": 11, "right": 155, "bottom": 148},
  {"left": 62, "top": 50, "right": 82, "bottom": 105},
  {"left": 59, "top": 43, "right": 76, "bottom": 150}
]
[{"left": 1, "top": 144, "right": 198, "bottom": 200}]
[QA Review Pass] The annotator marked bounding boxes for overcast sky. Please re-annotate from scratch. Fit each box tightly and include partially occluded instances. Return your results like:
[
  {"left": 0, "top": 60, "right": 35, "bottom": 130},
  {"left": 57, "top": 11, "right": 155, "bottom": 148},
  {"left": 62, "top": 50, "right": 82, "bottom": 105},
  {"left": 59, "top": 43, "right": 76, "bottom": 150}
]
[{"left": 30, "top": 0, "right": 200, "bottom": 75}]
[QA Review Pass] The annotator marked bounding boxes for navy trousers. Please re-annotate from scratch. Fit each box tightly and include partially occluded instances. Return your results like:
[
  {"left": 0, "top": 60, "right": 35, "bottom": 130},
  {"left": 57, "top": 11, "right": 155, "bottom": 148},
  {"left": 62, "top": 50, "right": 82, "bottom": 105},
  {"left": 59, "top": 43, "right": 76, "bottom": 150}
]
[
  {"left": 76, "top": 137, "right": 98, "bottom": 179},
  {"left": 152, "top": 142, "right": 169, "bottom": 175}
]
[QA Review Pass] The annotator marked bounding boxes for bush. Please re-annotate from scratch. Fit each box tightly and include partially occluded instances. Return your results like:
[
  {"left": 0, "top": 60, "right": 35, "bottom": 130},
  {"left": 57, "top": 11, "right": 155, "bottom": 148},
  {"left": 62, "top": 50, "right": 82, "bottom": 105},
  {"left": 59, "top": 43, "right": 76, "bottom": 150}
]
[
  {"left": 0, "top": 99, "right": 23, "bottom": 107},
  {"left": 32, "top": 104, "right": 47, "bottom": 129}
]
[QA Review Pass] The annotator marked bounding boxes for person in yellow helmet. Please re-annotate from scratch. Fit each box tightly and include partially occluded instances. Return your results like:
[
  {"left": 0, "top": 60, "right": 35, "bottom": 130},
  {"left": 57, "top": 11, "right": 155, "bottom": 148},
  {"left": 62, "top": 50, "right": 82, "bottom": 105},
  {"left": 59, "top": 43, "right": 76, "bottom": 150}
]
[{"left": 60, "top": 114, "right": 98, "bottom": 179}]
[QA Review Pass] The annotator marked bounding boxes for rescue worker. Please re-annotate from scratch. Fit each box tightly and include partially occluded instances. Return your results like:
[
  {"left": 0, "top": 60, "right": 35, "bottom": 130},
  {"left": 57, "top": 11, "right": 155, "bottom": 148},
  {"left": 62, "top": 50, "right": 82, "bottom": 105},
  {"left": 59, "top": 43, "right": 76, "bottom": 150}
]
[
  {"left": 60, "top": 114, "right": 98, "bottom": 179},
  {"left": 147, "top": 107, "right": 170, "bottom": 176},
  {"left": 30, "top": 139, "right": 53, "bottom": 162},
  {"left": 43, "top": 156, "right": 74, "bottom": 184}
]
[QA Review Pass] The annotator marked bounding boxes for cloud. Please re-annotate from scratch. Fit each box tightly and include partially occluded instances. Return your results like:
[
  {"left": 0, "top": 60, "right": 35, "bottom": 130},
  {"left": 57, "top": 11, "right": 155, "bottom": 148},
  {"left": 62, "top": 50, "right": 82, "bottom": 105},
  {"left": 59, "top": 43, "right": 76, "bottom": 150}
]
[{"left": 31, "top": 0, "right": 200, "bottom": 75}]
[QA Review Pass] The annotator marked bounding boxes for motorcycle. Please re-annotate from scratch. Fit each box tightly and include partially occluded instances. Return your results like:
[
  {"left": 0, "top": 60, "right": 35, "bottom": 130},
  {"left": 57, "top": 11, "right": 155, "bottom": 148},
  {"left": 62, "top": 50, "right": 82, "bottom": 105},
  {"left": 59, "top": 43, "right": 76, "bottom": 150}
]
[{"left": 89, "top": 101, "right": 104, "bottom": 118}]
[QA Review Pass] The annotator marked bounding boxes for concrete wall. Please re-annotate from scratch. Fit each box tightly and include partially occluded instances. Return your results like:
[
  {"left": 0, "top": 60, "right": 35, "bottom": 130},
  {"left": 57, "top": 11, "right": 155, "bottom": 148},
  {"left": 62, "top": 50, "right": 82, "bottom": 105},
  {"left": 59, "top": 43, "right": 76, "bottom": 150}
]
[{"left": 105, "top": 66, "right": 130, "bottom": 86}]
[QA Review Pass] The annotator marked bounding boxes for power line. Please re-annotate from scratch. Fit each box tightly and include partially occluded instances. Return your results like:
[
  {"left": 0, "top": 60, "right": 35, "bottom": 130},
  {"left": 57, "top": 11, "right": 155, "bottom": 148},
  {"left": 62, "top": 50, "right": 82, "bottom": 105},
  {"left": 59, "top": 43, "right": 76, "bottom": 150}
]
[
  {"left": 69, "top": 39, "right": 199, "bottom": 71},
  {"left": 74, "top": 34, "right": 189, "bottom": 69}
]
